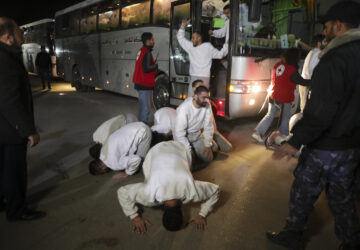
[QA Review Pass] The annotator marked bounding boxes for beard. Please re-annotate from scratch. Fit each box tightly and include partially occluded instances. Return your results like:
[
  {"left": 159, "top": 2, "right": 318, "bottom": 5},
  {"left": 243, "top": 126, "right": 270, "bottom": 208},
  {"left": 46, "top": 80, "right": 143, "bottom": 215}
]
[
  {"left": 325, "top": 25, "right": 336, "bottom": 43},
  {"left": 196, "top": 99, "right": 207, "bottom": 107}
]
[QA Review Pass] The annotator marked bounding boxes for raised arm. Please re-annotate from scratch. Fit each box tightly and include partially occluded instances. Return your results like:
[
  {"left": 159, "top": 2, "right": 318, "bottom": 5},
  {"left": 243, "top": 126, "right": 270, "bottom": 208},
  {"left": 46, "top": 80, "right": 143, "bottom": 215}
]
[
  {"left": 211, "top": 19, "right": 229, "bottom": 39},
  {"left": 177, "top": 20, "right": 193, "bottom": 53}
]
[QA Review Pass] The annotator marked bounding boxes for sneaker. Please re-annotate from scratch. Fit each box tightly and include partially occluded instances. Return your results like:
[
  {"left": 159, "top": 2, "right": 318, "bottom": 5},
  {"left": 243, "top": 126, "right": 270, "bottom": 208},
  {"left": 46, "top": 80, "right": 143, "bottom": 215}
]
[
  {"left": 213, "top": 132, "right": 232, "bottom": 152},
  {"left": 266, "top": 230, "right": 303, "bottom": 250},
  {"left": 252, "top": 131, "right": 263, "bottom": 143}
]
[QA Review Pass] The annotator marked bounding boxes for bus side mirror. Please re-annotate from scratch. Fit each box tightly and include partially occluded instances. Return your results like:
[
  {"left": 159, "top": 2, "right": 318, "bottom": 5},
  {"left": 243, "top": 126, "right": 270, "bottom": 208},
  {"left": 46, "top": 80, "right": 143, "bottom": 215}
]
[{"left": 248, "top": 0, "right": 262, "bottom": 22}]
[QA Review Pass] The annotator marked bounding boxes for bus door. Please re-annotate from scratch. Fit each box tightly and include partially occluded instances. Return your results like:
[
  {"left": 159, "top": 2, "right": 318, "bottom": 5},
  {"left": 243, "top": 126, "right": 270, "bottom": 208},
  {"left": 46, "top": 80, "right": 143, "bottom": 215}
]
[{"left": 169, "top": 1, "right": 191, "bottom": 106}]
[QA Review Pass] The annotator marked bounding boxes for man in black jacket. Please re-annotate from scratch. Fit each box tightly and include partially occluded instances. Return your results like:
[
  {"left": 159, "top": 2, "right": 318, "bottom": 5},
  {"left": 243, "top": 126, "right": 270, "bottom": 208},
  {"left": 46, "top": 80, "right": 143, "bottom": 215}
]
[
  {"left": 0, "top": 17, "right": 45, "bottom": 221},
  {"left": 35, "top": 45, "right": 52, "bottom": 90},
  {"left": 266, "top": 2, "right": 360, "bottom": 250}
]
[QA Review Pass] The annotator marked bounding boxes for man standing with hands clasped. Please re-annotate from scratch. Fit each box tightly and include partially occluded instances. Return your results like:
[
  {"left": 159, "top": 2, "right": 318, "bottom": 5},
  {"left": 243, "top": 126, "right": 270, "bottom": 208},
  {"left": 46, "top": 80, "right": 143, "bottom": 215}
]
[
  {"left": 177, "top": 19, "right": 228, "bottom": 96},
  {"left": 0, "top": 17, "right": 45, "bottom": 221},
  {"left": 266, "top": 2, "right": 360, "bottom": 250}
]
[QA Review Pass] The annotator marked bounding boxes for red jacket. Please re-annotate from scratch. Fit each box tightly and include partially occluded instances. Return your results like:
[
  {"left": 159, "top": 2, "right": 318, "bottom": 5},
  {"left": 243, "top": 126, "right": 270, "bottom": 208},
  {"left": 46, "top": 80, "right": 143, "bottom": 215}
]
[
  {"left": 268, "top": 62, "right": 297, "bottom": 103},
  {"left": 133, "top": 46, "right": 155, "bottom": 87}
]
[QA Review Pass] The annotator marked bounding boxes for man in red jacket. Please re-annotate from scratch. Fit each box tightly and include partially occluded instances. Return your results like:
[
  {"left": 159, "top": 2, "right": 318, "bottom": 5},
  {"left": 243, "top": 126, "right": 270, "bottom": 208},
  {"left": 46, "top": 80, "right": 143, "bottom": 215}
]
[{"left": 133, "top": 32, "right": 158, "bottom": 124}]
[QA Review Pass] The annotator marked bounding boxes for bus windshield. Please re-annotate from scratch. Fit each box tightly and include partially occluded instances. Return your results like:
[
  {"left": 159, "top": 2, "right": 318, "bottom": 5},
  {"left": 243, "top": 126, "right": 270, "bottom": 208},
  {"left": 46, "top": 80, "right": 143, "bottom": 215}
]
[{"left": 236, "top": 0, "right": 310, "bottom": 57}]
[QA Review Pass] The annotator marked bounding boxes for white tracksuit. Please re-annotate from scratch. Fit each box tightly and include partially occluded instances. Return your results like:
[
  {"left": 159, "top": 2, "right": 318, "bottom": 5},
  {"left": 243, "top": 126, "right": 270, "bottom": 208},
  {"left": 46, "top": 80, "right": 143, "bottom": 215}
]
[
  {"left": 151, "top": 107, "right": 177, "bottom": 134},
  {"left": 100, "top": 122, "right": 151, "bottom": 175},
  {"left": 117, "top": 141, "right": 219, "bottom": 219}
]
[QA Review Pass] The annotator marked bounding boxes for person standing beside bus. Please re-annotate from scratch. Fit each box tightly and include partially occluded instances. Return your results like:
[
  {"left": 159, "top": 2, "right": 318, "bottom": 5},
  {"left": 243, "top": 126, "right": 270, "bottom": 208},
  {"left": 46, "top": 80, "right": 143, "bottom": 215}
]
[
  {"left": 177, "top": 20, "right": 228, "bottom": 97},
  {"left": 35, "top": 45, "right": 52, "bottom": 90},
  {"left": 133, "top": 33, "right": 158, "bottom": 125},
  {"left": 267, "top": 2, "right": 360, "bottom": 249},
  {"left": 0, "top": 17, "right": 45, "bottom": 221},
  {"left": 299, "top": 34, "right": 323, "bottom": 112},
  {"left": 252, "top": 48, "right": 310, "bottom": 143},
  {"left": 209, "top": 4, "right": 230, "bottom": 43}
]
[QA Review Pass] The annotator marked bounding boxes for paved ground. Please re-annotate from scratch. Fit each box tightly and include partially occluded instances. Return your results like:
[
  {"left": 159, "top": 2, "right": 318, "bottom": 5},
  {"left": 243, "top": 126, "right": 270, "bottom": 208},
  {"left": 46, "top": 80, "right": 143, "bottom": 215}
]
[{"left": 0, "top": 76, "right": 356, "bottom": 250}]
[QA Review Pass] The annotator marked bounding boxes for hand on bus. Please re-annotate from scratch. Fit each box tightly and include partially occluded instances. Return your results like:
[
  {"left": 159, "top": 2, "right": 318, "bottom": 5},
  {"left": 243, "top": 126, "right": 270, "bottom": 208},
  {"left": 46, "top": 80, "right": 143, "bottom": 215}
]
[{"left": 181, "top": 19, "right": 191, "bottom": 28}]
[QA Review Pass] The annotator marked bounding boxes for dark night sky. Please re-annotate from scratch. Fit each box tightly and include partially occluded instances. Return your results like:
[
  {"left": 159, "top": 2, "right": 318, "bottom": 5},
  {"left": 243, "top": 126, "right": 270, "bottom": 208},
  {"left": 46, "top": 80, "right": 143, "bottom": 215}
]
[{"left": 1, "top": 1, "right": 84, "bottom": 25}]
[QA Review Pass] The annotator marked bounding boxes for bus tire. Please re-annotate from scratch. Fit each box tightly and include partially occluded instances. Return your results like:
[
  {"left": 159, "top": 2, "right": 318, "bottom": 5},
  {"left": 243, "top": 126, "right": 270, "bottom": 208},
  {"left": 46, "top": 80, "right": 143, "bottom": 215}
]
[
  {"left": 153, "top": 74, "right": 170, "bottom": 110},
  {"left": 72, "top": 66, "right": 94, "bottom": 92}
]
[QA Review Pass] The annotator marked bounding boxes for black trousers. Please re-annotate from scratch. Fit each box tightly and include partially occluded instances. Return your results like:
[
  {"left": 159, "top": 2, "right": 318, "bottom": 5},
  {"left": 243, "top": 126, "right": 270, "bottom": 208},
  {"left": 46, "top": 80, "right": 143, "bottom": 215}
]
[
  {"left": 39, "top": 68, "right": 51, "bottom": 89},
  {"left": 0, "top": 143, "right": 27, "bottom": 220}
]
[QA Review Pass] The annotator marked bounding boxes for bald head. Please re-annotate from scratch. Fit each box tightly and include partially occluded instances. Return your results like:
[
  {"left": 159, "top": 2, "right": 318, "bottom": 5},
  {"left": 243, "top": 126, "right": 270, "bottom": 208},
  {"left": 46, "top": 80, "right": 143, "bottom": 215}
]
[{"left": 0, "top": 17, "right": 23, "bottom": 47}]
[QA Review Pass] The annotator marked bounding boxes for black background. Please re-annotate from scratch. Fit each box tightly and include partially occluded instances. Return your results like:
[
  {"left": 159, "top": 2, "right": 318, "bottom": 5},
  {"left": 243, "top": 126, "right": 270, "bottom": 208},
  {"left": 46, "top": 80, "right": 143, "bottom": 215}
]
[{"left": 1, "top": 1, "right": 84, "bottom": 25}]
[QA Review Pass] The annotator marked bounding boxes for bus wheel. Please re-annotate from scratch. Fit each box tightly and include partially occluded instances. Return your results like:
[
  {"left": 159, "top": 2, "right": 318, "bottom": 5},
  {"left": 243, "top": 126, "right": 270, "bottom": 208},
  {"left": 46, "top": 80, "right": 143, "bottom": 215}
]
[
  {"left": 153, "top": 74, "right": 170, "bottom": 110},
  {"left": 72, "top": 66, "right": 83, "bottom": 91},
  {"left": 72, "top": 66, "right": 94, "bottom": 92}
]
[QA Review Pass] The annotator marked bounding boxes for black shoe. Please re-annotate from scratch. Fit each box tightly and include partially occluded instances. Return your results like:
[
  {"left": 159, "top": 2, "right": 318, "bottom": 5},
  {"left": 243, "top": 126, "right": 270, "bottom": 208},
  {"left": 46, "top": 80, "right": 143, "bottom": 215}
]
[
  {"left": 339, "top": 243, "right": 360, "bottom": 250},
  {"left": 266, "top": 230, "right": 303, "bottom": 250},
  {"left": 8, "top": 209, "right": 46, "bottom": 221}
]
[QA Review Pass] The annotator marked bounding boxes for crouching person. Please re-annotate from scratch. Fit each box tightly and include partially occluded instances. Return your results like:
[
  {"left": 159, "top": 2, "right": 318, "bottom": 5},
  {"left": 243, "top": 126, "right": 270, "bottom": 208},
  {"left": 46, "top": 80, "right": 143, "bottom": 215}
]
[
  {"left": 117, "top": 141, "right": 220, "bottom": 233},
  {"left": 88, "top": 122, "right": 152, "bottom": 179},
  {"left": 151, "top": 107, "right": 176, "bottom": 137},
  {"left": 90, "top": 113, "right": 137, "bottom": 159}
]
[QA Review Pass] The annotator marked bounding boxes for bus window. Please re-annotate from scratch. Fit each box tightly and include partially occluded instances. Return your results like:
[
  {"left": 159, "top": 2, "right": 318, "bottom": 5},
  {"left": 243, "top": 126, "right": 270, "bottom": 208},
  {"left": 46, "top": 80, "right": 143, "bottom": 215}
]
[
  {"left": 98, "top": 0, "right": 120, "bottom": 31},
  {"left": 80, "top": 5, "right": 98, "bottom": 34},
  {"left": 121, "top": 1, "right": 150, "bottom": 28},
  {"left": 153, "top": 0, "right": 176, "bottom": 26},
  {"left": 237, "top": 1, "right": 305, "bottom": 56},
  {"left": 171, "top": 2, "right": 190, "bottom": 76},
  {"left": 56, "top": 14, "right": 70, "bottom": 38},
  {"left": 70, "top": 11, "right": 81, "bottom": 36}
]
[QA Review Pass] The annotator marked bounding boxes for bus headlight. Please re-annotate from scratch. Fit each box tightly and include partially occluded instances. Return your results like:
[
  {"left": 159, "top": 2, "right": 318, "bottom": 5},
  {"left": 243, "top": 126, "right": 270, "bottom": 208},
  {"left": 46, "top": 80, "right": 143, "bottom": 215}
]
[{"left": 229, "top": 80, "right": 269, "bottom": 94}]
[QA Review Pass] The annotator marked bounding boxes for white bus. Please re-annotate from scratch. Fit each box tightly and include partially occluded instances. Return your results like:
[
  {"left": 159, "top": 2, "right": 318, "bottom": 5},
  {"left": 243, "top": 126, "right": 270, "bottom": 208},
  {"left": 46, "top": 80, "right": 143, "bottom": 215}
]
[
  {"left": 21, "top": 19, "right": 57, "bottom": 76},
  {"left": 54, "top": 0, "right": 316, "bottom": 118}
]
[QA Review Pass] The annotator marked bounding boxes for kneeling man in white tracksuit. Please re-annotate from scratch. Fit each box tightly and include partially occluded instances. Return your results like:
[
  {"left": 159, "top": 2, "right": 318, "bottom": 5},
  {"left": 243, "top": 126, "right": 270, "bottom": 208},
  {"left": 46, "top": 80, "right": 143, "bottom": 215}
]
[
  {"left": 117, "top": 141, "right": 220, "bottom": 233},
  {"left": 174, "top": 86, "right": 218, "bottom": 163}
]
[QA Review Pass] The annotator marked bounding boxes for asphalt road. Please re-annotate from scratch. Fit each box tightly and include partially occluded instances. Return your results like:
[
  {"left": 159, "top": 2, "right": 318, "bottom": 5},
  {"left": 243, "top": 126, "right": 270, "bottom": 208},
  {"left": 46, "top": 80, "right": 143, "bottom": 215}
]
[{"left": 0, "top": 76, "right": 354, "bottom": 250}]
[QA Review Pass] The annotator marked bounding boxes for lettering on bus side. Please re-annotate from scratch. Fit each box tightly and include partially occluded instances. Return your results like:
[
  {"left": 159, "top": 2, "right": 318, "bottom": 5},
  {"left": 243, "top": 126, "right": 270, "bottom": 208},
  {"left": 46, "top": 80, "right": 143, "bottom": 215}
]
[
  {"left": 112, "top": 50, "right": 132, "bottom": 55},
  {"left": 125, "top": 37, "right": 142, "bottom": 43}
]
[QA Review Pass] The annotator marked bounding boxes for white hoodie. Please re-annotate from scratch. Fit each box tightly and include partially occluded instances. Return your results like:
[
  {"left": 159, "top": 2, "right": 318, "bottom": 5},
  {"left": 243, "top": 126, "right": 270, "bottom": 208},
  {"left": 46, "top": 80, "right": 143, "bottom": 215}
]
[
  {"left": 92, "top": 113, "right": 138, "bottom": 144},
  {"left": 174, "top": 97, "right": 214, "bottom": 152},
  {"left": 151, "top": 107, "right": 177, "bottom": 134},
  {"left": 177, "top": 28, "right": 228, "bottom": 77},
  {"left": 117, "top": 141, "right": 219, "bottom": 219},
  {"left": 100, "top": 122, "right": 149, "bottom": 175}
]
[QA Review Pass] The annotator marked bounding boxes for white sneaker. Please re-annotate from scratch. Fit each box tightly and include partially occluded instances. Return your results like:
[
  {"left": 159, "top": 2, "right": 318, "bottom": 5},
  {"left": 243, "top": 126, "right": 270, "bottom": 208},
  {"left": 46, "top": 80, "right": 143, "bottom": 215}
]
[{"left": 252, "top": 131, "right": 263, "bottom": 143}]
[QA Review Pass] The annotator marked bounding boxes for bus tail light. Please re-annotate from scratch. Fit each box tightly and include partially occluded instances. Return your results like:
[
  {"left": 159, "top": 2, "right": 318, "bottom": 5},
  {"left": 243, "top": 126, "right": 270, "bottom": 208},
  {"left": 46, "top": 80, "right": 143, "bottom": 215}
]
[
  {"left": 229, "top": 80, "right": 269, "bottom": 94},
  {"left": 214, "top": 99, "right": 225, "bottom": 117}
]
